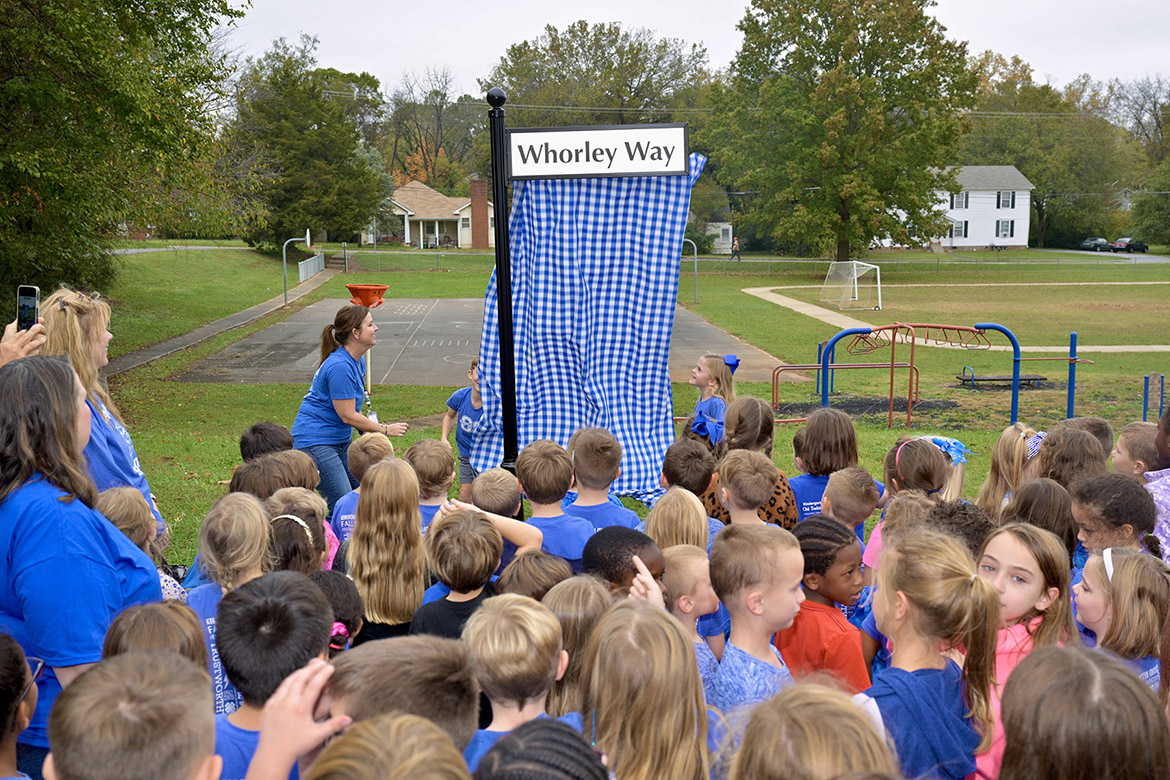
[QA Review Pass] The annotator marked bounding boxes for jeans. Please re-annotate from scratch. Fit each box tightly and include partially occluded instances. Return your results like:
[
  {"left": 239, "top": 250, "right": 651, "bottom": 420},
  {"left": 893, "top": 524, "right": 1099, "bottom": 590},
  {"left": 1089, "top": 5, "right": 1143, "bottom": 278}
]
[{"left": 300, "top": 442, "right": 358, "bottom": 513}]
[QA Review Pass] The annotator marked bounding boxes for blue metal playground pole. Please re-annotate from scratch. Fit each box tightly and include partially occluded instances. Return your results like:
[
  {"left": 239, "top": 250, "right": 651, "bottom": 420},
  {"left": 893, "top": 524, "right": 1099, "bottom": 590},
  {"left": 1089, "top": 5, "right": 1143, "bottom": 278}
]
[
  {"left": 976, "top": 323, "right": 1021, "bottom": 425},
  {"left": 820, "top": 328, "right": 872, "bottom": 408},
  {"left": 1066, "top": 332, "right": 1077, "bottom": 419}
]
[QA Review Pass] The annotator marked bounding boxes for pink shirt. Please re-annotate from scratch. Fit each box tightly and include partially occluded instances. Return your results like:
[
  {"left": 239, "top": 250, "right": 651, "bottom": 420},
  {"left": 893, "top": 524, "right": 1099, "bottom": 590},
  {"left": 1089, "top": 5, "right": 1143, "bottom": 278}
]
[
  {"left": 975, "top": 619, "right": 1041, "bottom": 780},
  {"left": 323, "top": 521, "right": 341, "bottom": 569},
  {"left": 862, "top": 520, "right": 886, "bottom": 569}
]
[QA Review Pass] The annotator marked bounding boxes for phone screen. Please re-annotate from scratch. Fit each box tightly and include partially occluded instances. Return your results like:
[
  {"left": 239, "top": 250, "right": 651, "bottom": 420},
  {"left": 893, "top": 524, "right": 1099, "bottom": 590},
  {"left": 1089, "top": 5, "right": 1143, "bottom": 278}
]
[{"left": 16, "top": 285, "right": 39, "bottom": 331}]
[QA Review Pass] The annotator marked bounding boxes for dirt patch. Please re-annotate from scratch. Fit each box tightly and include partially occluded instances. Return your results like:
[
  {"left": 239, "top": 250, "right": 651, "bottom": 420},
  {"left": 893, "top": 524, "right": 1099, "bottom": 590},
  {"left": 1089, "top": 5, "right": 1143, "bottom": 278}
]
[{"left": 775, "top": 396, "right": 960, "bottom": 419}]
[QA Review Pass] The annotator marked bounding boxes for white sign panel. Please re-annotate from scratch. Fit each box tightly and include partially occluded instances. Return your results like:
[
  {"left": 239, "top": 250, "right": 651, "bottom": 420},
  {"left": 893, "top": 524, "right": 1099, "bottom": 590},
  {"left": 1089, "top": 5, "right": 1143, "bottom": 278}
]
[{"left": 508, "top": 123, "right": 689, "bottom": 180}]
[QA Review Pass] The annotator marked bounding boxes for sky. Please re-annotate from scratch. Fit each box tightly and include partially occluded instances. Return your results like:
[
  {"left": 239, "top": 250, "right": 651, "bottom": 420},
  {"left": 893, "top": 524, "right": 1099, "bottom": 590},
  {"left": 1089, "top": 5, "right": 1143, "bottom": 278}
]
[{"left": 226, "top": 0, "right": 1168, "bottom": 98}]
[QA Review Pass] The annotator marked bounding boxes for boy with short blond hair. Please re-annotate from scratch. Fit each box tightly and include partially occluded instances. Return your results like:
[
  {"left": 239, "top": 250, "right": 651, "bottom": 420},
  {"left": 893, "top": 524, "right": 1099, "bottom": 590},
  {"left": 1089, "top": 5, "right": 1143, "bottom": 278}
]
[
  {"left": 662, "top": 544, "right": 721, "bottom": 701},
  {"left": 515, "top": 439, "right": 594, "bottom": 573},
  {"left": 460, "top": 594, "right": 570, "bottom": 770},
  {"left": 1113, "top": 421, "right": 1160, "bottom": 481},
  {"left": 411, "top": 509, "right": 503, "bottom": 640},
  {"left": 565, "top": 428, "right": 639, "bottom": 532},
  {"left": 404, "top": 439, "right": 456, "bottom": 532},
  {"left": 717, "top": 449, "right": 779, "bottom": 524},
  {"left": 330, "top": 432, "right": 395, "bottom": 543},
  {"left": 497, "top": 549, "right": 573, "bottom": 601},
  {"left": 471, "top": 467, "right": 523, "bottom": 518},
  {"left": 708, "top": 523, "right": 804, "bottom": 713},
  {"left": 44, "top": 651, "right": 221, "bottom": 780},
  {"left": 821, "top": 466, "right": 881, "bottom": 540}
]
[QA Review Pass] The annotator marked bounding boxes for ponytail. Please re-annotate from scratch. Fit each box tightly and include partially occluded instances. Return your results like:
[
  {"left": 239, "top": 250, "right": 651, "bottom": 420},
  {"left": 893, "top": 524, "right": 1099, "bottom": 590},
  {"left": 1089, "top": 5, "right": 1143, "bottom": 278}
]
[
  {"left": 959, "top": 574, "right": 1000, "bottom": 752},
  {"left": 318, "top": 305, "right": 370, "bottom": 367},
  {"left": 882, "top": 530, "right": 1000, "bottom": 753},
  {"left": 318, "top": 323, "right": 340, "bottom": 367},
  {"left": 1146, "top": 533, "right": 1163, "bottom": 561}
]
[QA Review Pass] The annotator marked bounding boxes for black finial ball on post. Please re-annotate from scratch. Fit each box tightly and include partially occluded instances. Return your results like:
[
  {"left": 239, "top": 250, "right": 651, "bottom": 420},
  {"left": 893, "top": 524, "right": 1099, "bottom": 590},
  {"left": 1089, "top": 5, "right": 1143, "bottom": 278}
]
[{"left": 486, "top": 88, "right": 507, "bottom": 108}]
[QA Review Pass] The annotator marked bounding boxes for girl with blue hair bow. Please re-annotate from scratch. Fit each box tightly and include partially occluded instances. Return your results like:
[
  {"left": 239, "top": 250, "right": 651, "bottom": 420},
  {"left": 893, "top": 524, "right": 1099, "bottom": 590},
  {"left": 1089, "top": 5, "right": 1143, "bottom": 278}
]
[{"left": 686, "top": 353, "right": 738, "bottom": 446}]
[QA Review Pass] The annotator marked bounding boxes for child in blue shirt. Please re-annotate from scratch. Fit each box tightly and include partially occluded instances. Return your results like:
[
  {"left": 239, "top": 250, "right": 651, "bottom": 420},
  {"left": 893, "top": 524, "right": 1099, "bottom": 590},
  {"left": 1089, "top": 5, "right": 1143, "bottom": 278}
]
[
  {"left": 213, "top": 572, "right": 333, "bottom": 780},
  {"left": 187, "top": 493, "right": 270, "bottom": 716},
  {"left": 708, "top": 523, "right": 803, "bottom": 714},
  {"left": 329, "top": 433, "right": 394, "bottom": 544},
  {"left": 42, "top": 651, "right": 221, "bottom": 780},
  {"left": 516, "top": 440, "right": 595, "bottom": 573},
  {"left": 442, "top": 358, "right": 484, "bottom": 502},
  {"left": 403, "top": 439, "right": 455, "bottom": 533},
  {"left": 788, "top": 408, "right": 860, "bottom": 522},
  {"left": 460, "top": 594, "right": 574, "bottom": 771},
  {"left": 662, "top": 545, "right": 721, "bottom": 703},
  {"left": 687, "top": 353, "right": 737, "bottom": 446},
  {"left": 564, "top": 428, "right": 639, "bottom": 531},
  {"left": 854, "top": 530, "right": 996, "bottom": 780}
]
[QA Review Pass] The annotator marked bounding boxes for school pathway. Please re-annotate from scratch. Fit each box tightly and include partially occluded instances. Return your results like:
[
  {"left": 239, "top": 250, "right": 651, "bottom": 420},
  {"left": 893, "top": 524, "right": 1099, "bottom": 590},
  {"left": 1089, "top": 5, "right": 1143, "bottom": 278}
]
[
  {"left": 177, "top": 298, "right": 803, "bottom": 386},
  {"left": 742, "top": 286, "right": 1170, "bottom": 353},
  {"left": 105, "top": 269, "right": 341, "bottom": 377}
]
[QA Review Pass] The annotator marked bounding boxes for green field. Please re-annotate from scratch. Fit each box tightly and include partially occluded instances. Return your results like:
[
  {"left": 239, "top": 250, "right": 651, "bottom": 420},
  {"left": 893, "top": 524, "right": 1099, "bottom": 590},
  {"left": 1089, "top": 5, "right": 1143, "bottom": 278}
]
[{"left": 99, "top": 249, "right": 1169, "bottom": 564}]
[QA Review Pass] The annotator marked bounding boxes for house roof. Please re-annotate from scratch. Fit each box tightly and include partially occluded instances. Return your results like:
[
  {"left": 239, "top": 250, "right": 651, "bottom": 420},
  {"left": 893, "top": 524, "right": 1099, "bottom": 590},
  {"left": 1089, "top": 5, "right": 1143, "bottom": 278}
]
[
  {"left": 954, "top": 166, "right": 1035, "bottom": 191},
  {"left": 453, "top": 199, "right": 493, "bottom": 214},
  {"left": 391, "top": 180, "right": 468, "bottom": 220}
]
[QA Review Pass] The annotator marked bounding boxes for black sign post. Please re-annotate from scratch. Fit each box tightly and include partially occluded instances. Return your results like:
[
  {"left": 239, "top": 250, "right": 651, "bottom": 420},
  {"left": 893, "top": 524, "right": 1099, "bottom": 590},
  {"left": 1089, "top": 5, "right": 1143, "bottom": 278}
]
[{"left": 486, "top": 88, "right": 519, "bottom": 473}]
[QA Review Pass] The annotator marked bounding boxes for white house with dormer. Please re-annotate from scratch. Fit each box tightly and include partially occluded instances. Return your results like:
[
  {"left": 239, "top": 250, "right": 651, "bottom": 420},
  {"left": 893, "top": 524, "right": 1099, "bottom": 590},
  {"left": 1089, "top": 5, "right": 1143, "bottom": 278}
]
[{"left": 939, "top": 166, "right": 1034, "bottom": 249}]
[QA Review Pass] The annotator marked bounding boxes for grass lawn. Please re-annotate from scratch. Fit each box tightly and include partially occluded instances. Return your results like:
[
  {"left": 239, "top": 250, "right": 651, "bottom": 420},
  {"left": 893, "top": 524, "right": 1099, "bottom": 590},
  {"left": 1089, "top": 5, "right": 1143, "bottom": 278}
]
[
  {"left": 104, "top": 249, "right": 291, "bottom": 358},
  {"left": 105, "top": 249, "right": 1169, "bottom": 564},
  {"left": 109, "top": 238, "right": 250, "bottom": 249}
]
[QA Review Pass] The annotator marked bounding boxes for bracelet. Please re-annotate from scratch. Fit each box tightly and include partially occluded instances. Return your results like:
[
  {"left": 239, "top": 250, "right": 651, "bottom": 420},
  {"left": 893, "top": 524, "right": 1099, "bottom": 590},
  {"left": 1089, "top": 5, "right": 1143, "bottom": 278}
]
[{"left": 381, "top": 423, "right": 387, "bottom": 436}]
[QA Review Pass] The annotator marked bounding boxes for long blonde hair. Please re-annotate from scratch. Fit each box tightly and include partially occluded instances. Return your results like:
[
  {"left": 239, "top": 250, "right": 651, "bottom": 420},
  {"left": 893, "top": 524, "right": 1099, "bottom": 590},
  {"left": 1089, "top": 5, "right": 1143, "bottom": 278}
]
[
  {"left": 1088, "top": 548, "right": 1170, "bottom": 663},
  {"left": 304, "top": 711, "right": 471, "bottom": 780},
  {"left": 645, "top": 487, "right": 708, "bottom": 549},
  {"left": 728, "top": 684, "right": 899, "bottom": 780},
  {"left": 41, "top": 287, "right": 122, "bottom": 423},
  {"left": 880, "top": 530, "right": 1000, "bottom": 752},
  {"left": 581, "top": 600, "right": 710, "bottom": 780},
  {"left": 976, "top": 423, "right": 1036, "bottom": 520},
  {"left": 349, "top": 458, "right": 424, "bottom": 624},
  {"left": 541, "top": 575, "right": 613, "bottom": 718}
]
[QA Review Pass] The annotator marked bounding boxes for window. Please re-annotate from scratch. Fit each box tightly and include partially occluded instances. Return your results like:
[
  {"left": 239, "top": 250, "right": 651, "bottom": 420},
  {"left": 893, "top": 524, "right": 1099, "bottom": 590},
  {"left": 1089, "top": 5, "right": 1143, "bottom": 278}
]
[
  {"left": 490, "top": 216, "right": 495, "bottom": 229},
  {"left": 996, "top": 219, "right": 1014, "bottom": 238},
  {"left": 721, "top": 226, "right": 731, "bottom": 241},
  {"left": 461, "top": 217, "right": 470, "bottom": 229},
  {"left": 997, "top": 191, "right": 1016, "bottom": 209},
  {"left": 949, "top": 192, "right": 969, "bottom": 209},
  {"left": 949, "top": 221, "right": 968, "bottom": 239}
]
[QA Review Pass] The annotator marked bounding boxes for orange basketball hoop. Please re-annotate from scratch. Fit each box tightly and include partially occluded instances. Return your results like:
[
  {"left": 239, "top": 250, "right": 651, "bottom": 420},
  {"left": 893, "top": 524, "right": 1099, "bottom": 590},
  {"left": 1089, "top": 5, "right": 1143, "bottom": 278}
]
[{"left": 346, "top": 284, "right": 389, "bottom": 309}]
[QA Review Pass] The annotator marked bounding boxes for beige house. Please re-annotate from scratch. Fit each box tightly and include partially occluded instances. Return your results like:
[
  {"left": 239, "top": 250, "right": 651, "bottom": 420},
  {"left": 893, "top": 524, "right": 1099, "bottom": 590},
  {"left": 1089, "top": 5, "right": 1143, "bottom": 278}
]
[{"left": 387, "top": 180, "right": 494, "bottom": 249}]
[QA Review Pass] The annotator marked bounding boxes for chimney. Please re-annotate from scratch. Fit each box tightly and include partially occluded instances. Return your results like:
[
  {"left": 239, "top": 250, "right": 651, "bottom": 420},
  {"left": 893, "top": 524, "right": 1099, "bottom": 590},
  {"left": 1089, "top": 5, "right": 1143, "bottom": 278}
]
[{"left": 470, "top": 179, "right": 490, "bottom": 250}]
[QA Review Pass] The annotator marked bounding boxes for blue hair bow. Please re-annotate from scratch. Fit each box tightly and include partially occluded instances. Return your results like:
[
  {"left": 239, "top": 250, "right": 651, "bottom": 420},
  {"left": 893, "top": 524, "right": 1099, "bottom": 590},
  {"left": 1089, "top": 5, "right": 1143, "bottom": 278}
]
[
  {"left": 723, "top": 355, "right": 739, "bottom": 375},
  {"left": 690, "top": 414, "right": 725, "bottom": 445},
  {"left": 929, "top": 436, "right": 973, "bottom": 465}
]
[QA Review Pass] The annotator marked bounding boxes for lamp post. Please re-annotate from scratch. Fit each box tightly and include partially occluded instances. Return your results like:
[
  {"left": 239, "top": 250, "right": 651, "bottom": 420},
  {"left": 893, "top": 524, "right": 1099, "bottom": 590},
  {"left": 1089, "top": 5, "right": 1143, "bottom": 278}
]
[{"left": 281, "top": 229, "right": 310, "bottom": 305}]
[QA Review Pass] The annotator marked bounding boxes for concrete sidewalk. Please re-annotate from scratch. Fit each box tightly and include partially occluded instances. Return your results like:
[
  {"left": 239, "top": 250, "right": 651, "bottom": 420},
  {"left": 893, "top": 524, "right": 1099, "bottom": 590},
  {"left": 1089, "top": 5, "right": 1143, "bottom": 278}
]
[{"left": 105, "top": 269, "right": 340, "bottom": 377}]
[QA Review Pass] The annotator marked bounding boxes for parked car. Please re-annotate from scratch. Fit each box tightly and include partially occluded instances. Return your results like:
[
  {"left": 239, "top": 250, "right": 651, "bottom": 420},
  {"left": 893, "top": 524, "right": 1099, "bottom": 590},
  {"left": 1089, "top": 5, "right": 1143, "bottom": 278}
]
[
  {"left": 1110, "top": 238, "right": 1148, "bottom": 253},
  {"left": 1078, "top": 237, "right": 1111, "bottom": 251}
]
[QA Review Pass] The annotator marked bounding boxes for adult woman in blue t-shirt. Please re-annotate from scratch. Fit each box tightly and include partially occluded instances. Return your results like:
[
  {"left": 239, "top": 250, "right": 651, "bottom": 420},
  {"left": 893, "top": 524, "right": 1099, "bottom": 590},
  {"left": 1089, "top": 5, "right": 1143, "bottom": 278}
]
[
  {"left": 291, "top": 305, "right": 408, "bottom": 510},
  {"left": 0, "top": 357, "right": 161, "bottom": 778},
  {"left": 41, "top": 289, "right": 166, "bottom": 539}
]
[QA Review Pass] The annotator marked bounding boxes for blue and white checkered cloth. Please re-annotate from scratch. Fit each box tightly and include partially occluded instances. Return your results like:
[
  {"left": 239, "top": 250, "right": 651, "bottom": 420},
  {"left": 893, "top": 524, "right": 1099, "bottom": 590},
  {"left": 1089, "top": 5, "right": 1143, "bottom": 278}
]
[{"left": 472, "top": 153, "right": 707, "bottom": 502}]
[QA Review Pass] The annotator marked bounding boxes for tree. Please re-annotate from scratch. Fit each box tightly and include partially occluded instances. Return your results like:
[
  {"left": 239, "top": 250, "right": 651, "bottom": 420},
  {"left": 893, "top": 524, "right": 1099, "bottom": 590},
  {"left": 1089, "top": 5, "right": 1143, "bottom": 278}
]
[
  {"left": 1113, "top": 75, "right": 1169, "bottom": 165},
  {"left": 381, "top": 68, "right": 477, "bottom": 192},
  {"left": 225, "top": 36, "right": 383, "bottom": 245},
  {"left": 961, "top": 53, "right": 1142, "bottom": 247},
  {"left": 711, "top": 0, "right": 977, "bottom": 260},
  {"left": 0, "top": 0, "right": 243, "bottom": 296},
  {"left": 480, "top": 21, "right": 710, "bottom": 128},
  {"left": 1131, "top": 160, "right": 1170, "bottom": 245}
]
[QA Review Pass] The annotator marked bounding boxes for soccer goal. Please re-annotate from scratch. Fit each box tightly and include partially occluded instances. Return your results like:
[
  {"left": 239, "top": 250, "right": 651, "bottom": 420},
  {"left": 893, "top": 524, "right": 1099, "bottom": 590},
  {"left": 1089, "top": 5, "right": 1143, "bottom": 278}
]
[{"left": 820, "top": 261, "right": 882, "bottom": 310}]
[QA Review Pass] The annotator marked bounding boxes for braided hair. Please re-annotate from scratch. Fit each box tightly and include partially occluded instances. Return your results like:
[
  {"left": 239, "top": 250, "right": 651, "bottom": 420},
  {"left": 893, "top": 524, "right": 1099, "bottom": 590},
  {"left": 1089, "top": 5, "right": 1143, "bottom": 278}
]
[
  {"left": 475, "top": 718, "right": 608, "bottom": 780},
  {"left": 794, "top": 515, "right": 859, "bottom": 577}
]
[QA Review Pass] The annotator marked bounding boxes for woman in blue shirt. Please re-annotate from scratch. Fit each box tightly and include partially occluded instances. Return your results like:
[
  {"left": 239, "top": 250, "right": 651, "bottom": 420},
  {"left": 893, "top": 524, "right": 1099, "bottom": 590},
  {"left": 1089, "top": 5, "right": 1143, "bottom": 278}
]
[
  {"left": 291, "top": 305, "right": 408, "bottom": 510},
  {"left": 41, "top": 289, "right": 166, "bottom": 538},
  {"left": 0, "top": 357, "right": 161, "bottom": 779}
]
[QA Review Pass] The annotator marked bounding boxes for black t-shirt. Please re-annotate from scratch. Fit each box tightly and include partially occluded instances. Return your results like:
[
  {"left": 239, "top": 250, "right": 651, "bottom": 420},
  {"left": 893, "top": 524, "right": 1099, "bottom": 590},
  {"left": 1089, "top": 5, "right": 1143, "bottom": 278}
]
[
  {"left": 409, "top": 586, "right": 495, "bottom": 640},
  {"left": 352, "top": 619, "right": 412, "bottom": 646}
]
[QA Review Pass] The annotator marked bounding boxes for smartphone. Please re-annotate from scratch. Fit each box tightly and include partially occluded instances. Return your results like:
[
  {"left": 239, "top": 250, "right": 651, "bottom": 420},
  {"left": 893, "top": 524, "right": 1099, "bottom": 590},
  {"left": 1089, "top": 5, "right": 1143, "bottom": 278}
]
[{"left": 16, "top": 285, "right": 39, "bottom": 332}]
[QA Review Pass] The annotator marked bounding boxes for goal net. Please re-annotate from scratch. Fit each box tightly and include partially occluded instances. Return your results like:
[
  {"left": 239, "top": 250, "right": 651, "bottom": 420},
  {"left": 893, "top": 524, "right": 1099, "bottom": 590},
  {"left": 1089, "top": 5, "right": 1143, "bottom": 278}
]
[{"left": 820, "top": 261, "right": 882, "bottom": 310}]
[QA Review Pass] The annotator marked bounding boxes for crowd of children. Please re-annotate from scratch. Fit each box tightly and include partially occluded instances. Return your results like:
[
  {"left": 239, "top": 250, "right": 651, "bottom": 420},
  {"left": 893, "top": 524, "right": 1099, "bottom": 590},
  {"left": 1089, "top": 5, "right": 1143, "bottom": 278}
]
[{"left": 5, "top": 348, "right": 1170, "bottom": 780}]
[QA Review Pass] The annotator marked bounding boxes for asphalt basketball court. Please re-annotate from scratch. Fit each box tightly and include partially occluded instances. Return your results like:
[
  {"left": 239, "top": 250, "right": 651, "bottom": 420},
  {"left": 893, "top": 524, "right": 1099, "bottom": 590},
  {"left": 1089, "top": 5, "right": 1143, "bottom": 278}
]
[{"left": 179, "top": 298, "right": 801, "bottom": 386}]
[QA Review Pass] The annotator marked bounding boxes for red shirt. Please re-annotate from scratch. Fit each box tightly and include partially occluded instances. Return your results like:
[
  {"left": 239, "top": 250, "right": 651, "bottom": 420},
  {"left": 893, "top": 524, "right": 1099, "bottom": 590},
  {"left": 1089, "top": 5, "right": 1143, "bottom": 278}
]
[{"left": 775, "top": 600, "right": 871, "bottom": 694}]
